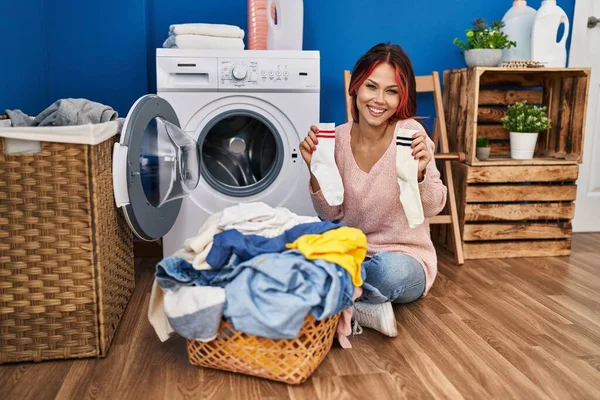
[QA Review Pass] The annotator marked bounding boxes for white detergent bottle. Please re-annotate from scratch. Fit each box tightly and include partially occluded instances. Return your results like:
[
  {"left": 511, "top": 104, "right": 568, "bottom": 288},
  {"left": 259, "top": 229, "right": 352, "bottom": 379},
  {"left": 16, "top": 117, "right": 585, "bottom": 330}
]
[
  {"left": 266, "top": 0, "right": 303, "bottom": 50},
  {"left": 530, "top": 0, "right": 570, "bottom": 67},
  {"left": 501, "top": 0, "right": 537, "bottom": 62}
]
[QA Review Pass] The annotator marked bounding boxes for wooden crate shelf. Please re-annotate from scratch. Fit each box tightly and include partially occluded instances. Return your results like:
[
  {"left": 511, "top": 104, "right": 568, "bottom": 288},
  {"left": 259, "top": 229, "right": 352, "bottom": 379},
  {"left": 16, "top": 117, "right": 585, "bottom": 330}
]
[
  {"left": 443, "top": 67, "right": 591, "bottom": 166},
  {"left": 433, "top": 163, "right": 579, "bottom": 260}
]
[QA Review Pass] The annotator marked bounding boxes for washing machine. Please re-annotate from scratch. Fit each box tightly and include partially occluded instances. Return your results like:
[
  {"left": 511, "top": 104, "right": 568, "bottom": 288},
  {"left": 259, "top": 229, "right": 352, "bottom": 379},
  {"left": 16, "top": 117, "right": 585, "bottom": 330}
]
[{"left": 112, "top": 49, "right": 320, "bottom": 257}]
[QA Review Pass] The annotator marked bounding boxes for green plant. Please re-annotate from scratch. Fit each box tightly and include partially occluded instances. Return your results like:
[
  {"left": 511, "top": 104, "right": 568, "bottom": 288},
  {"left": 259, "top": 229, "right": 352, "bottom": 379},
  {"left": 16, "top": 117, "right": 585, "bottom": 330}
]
[
  {"left": 502, "top": 101, "right": 552, "bottom": 133},
  {"left": 476, "top": 136, "right": 489, "bottom": 147},
  {"left": 453, "top": 19, "right": 517, "bottom": 51}
]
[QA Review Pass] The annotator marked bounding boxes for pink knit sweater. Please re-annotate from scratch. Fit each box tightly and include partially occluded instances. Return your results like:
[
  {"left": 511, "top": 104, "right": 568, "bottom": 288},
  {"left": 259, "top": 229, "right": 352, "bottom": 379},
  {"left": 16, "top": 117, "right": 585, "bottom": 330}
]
[{"left": 309, "top": 119, "right": 447, "bottom": 295}]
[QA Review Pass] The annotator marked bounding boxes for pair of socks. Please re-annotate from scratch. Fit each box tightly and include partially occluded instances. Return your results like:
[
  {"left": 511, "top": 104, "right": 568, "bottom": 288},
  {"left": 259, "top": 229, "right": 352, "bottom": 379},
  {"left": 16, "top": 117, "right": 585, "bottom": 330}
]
[
  {"left": 310, "top": 122, "right": 424, "bottom": 227},
  {"left": 310, "top": 123, "right": 344, "bottom": 206},
  {"left": 395, "top": 128, "right": 424, "bottom": 228}
]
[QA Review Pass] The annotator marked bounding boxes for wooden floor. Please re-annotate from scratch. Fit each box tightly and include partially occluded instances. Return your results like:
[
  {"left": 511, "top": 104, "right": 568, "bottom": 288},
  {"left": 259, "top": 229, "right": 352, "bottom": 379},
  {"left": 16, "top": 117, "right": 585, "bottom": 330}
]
[{"left": 2, "top": 233, "right": 600, "bottom": 399}]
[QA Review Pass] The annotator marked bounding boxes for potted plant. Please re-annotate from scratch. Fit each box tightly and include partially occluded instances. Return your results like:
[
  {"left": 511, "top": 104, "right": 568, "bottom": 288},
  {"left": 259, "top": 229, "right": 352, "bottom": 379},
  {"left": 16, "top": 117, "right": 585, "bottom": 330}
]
[
  {"left": 476, "top": 136, "right": 491, "bottom": 160},
  {"left": 453, "top": 19, "right": 517, "bottom": 67},
  {"left": 502, "top": 101, "right": 551, "bottom": 160}
]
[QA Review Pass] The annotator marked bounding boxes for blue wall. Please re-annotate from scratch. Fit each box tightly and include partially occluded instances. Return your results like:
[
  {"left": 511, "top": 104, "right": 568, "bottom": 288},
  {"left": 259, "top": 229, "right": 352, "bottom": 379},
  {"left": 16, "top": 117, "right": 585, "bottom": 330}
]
[{"left": 0, "top": 0, "right": 575, "bottom": 126}]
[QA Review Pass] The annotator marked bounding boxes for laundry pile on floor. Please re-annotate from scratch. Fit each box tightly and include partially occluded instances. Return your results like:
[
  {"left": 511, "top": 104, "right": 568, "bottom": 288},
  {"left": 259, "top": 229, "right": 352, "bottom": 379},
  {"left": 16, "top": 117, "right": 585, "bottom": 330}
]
[
  {"left": 162, "top": 23, "right": 245, "bottom": 50},
  {"left": 149, "top": 202, "right": 365, "bottom": 349}
]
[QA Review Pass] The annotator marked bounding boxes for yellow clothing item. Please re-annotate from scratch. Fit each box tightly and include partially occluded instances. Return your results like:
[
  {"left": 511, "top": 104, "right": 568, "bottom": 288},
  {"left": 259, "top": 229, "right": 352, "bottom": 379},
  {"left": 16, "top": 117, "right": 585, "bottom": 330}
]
[{"left": 286, "top": 226, "right": 366, "bottom": 286}]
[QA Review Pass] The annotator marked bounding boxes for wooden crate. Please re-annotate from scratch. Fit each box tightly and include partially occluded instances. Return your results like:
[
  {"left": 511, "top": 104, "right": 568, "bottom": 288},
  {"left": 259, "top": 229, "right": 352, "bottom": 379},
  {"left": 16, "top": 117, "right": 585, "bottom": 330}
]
[
  {"left": 436, "top": 162, "right": 579, "bottom": 260},
  {"left": 443, "top": 67, "right": 591, "bottom": 166}
]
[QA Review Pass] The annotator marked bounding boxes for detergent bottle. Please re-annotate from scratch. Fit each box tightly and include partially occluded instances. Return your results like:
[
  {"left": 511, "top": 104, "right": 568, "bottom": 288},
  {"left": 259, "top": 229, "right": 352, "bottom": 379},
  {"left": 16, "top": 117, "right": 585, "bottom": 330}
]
[
  {"left": 266, "top": 0, "right": 303, "bottom": 50},
  {"left": 501, "top": 0, "right": 537, "bottom": 62},
  {"left": 248, "top": 0, "right": 268, "bottom": 50},
  {"left": 530, "top": 0, "right": 570, "bottom": 67}
]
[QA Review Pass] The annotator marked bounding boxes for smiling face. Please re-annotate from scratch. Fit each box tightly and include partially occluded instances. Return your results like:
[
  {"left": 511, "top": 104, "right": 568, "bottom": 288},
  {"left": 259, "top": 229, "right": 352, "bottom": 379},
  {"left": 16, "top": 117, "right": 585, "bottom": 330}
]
[{"left": 355, "top": 62, "right": 400, "bottom": 128}]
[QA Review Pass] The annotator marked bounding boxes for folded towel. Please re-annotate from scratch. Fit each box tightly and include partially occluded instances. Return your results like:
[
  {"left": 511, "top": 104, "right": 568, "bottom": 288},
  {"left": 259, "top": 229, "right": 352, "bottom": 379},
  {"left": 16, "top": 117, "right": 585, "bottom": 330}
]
[
  {"left": 163, "top": 34, "right": 245, "bottom": 50},
  {"left": 169, "top": 23, "right": 244, "bottom": 39}
]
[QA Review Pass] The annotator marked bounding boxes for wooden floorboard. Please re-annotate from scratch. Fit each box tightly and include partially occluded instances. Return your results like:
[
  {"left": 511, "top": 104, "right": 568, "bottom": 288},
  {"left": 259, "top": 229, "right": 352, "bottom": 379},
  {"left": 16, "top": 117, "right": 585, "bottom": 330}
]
[{"left": 2, "top": 233, "right": 600, "bottom": 399}]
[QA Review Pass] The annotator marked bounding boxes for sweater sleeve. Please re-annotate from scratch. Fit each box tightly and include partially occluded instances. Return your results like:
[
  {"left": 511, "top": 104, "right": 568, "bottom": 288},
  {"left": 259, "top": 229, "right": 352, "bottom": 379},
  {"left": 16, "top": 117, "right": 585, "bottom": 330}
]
[
  {"left": 309, "top": 184, "right": 344, "bottom": 222},
  {"left": 400, "top": 119, "right": 447, "bottom": 218}
]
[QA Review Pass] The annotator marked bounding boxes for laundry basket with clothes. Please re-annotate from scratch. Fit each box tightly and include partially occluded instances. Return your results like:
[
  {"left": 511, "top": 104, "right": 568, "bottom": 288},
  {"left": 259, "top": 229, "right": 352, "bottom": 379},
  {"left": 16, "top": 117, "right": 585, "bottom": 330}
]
[
  {"left": 148, "top": 202, "right": 366, "bottom": 384},
  {"left": 0, "top": 99, "right": 134, "bottom": 364}
]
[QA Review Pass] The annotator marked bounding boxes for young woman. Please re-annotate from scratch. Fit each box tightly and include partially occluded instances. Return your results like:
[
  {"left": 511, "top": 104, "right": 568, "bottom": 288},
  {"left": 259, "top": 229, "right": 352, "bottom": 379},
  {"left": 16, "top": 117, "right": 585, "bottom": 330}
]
[{"left": 300, "top": 43, "right": 447, "bottom": 337}]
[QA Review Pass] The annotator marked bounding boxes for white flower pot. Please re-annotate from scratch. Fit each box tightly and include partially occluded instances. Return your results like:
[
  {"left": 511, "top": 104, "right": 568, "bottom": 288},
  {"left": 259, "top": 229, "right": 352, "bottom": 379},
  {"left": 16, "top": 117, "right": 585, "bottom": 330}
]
[
  {"left": 476, "top": 147, "right": 491, "bottom": 160},
  {"left": 510, "top": 132, "right": 539, "bottom": 159},
  {"left": 464, "top": 49, "right": 503, "bottom": 67}
]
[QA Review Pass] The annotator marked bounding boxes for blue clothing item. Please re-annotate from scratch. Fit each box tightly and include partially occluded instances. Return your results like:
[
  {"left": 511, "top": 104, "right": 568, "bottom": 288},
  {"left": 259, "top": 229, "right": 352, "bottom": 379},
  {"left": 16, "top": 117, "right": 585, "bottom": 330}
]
[
  {"left": 155, "top": 249, "right": 354, "bottom": 340},
  {"left": 359, "top": 252, "right": 426, "bottom": 304},
  {"left": 223, "top": 250, "right": 354, "bottom": 339},
  {"left": 206, "top": 221, "right": 342, "bottom": 270},
  {"left": 155, "top": 256, "right": 205, "bottom": 290}
]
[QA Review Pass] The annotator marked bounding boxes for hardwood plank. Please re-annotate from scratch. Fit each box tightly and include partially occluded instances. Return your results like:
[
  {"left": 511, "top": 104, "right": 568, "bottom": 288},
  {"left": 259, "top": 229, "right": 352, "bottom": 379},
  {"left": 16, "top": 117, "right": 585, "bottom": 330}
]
[
  {"left": 475, "top": 125, "right": 509, "bottom": 140},
  {"left": 547, "top": 78, "right": 562, "bottom": 152},
  {"left": 489, "top": 141, "right": 509, "bottom": 156},
  {"left": 462, "top": 69, "right": 474, "bottom": 164},
  {"left": 2, "top": 233, "right": 600, "bottom": 400},
  {"left": 478, "top": 89, "right": 543, "bottom": 105},
  {"left": 479, "top": 71, "right": 543, "bottom": 87},
  {"left": 465, "top": 184, "right": 577, "bottom": 202},
  {"left": 463, "top": 222, "right": 572, "bottom": 241},
  {"left": 557, "top": 77, "right": 574, "bottom": 154},
  {"left": 477, "top": 107, "right": 507, "bottom": 123},
  {"left": 465, "top": 203, "right": 575, "bottom": 221},
  {"left": 570, "top": 75, "right": 589, "bottom": 161},
  {"left": 470, "top": 156, "right": 579, "bottom": 166},
  {"left": 463, "top": 240, "right": 571, "bottom": 259},
  {"left": 465, "top": 165, "right": 579, "bottom": 183}
]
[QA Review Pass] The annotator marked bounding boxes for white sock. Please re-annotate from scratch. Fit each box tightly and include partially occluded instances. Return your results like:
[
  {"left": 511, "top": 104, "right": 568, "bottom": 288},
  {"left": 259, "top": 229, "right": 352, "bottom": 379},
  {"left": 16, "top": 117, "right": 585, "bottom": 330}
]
[
  {"left": 310, "top": 123, "right": 344, "bottom": 206},
  {"left": 395, "top": 128, "right": 424, "bottom": 228}
]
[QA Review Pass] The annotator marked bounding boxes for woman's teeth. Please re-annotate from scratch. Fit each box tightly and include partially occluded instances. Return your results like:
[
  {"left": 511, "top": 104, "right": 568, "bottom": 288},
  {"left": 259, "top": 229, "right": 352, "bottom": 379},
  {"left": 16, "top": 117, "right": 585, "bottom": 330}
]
[{"left": 368, "top": 105, "right": 385, "bottom": 116}]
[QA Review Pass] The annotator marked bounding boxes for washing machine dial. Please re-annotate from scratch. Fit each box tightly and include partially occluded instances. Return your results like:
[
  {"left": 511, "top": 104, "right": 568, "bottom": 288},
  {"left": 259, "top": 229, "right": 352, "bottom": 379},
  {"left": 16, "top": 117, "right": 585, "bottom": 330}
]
[{"left": 232, "top": 65, "right": 248, "bottom": 80}]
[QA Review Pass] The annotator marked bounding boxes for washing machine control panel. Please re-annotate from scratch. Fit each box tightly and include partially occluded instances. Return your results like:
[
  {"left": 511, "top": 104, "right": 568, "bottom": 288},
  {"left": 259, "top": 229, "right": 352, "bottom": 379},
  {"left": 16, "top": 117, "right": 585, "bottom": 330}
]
[{"left": 219, "top": 58, "right": 319, "bottom": 90}]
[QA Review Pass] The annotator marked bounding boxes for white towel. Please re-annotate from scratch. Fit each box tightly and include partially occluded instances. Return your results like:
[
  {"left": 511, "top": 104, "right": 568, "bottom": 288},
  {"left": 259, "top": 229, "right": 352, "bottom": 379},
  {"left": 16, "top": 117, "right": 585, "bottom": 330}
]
[
  {"left": 169, "top": 23, "right": 245, "bottom": 39},
  {"left": 163, "top": 34, "right": 245, "bottom": 50},
  {"left": 218, "top": 202, "right": 320, "bottom": 238}
]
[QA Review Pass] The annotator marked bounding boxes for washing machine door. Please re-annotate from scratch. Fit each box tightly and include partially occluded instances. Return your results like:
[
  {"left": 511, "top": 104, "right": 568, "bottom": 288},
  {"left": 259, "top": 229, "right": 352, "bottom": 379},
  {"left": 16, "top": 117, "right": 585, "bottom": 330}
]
[{"left": 112, "top": 94, "right": 201, "bottom": 241}]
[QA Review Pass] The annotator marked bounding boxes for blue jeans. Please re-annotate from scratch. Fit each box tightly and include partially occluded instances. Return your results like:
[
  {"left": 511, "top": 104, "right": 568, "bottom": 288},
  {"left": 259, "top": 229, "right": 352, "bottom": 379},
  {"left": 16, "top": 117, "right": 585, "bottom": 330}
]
[{"left": 359, "top": 252, "right": 426, "bottom": 304}]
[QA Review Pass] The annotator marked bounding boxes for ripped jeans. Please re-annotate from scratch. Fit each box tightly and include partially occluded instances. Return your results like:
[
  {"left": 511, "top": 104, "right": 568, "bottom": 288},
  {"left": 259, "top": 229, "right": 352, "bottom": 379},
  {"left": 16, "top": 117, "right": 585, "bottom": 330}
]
[{"left": 359, "top": 252, "right": 426, "bottom": 304}]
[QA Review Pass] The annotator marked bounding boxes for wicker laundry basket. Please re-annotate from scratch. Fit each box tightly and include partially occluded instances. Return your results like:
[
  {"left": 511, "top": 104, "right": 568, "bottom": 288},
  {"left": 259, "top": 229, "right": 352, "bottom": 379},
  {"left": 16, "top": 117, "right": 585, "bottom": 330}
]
[
  {"left": 0, "top": 135, "right": 134, "bottom": 364},
  {"left": 187, "top": 313, "right": 340, "bottom": 385}
]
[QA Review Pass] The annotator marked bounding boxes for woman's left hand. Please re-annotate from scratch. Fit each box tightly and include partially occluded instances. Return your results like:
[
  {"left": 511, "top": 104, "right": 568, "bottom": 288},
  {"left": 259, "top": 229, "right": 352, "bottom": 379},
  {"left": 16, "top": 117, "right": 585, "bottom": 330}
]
[{"left": 411, "top": 131, "right": 433, "bottom": 182}]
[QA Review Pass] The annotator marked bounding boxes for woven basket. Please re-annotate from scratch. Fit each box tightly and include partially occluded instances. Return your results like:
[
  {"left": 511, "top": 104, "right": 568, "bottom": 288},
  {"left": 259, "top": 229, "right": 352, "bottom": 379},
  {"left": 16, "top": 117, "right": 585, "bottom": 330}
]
[
  {"left": 187, "top": 313, "right": 340, "bottom": 385},
  {"left": 0, "top": 137, "right": 134, "bottom": 364}
]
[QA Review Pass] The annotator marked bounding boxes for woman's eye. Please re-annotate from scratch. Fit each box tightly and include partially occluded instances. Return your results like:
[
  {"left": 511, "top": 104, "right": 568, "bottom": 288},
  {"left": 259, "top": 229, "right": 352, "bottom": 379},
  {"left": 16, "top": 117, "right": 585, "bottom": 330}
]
[
  {"left": 366, "top": 83, "right": 376, "bottom": 89},
  {"left": 387, "top": 90, "right": 398, "bottom": 94}
]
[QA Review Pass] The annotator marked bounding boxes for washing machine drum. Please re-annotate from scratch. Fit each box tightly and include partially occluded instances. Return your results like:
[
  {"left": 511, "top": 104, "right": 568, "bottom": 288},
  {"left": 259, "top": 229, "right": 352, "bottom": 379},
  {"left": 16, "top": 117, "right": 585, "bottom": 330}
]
[
  {"left": 113, "top": 96, "right": 284, "bottom": 242},
  {"left": 199, "top": 113, "right": 283, "bottom": 197}
]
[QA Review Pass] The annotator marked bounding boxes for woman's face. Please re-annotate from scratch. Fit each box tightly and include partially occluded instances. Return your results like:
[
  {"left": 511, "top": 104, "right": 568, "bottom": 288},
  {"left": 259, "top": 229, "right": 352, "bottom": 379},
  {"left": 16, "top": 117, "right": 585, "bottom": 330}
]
[{"left": 355, "top": 62, "right": 400, "bottom": 127}]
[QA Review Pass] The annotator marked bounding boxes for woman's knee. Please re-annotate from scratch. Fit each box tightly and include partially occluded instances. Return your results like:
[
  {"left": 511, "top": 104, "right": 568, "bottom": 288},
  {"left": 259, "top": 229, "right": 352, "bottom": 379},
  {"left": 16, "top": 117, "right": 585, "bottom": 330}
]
[{"left": 363, "top": 252, "right": 425, "bottom": 304}]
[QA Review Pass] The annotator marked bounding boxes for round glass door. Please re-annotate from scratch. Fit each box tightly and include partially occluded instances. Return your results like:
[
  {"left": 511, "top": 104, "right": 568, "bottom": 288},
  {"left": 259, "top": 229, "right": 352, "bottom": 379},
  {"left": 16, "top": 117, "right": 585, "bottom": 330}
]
[
  {"left": 198, "top": 110, "right": 284, "bottom": 197},
  {"left": 140, "top": 117, "right": 201, "bottom": 208},
  {"left": 114, "top": 94, "right": 200, "bottom": 241}
]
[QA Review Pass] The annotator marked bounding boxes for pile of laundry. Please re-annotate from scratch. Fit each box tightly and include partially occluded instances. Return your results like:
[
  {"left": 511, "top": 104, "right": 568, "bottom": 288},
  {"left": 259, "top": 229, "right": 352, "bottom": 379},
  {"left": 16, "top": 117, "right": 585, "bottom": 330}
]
[
  {"left": 162, "top": 23, "right": 245, "bottom": 50},
  {"left": 4, "top": 98, "right": 118, "bottom": 127},
  {"left": 149, "top": 202, "right": 365, "bottom": 349}
]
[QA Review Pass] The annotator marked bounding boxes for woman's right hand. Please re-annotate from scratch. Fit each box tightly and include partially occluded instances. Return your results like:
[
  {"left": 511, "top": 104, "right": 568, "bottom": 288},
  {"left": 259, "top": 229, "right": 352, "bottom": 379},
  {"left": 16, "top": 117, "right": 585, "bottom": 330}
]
[{"left": 299, "top": 125, "right": 319, "bottom": 166}]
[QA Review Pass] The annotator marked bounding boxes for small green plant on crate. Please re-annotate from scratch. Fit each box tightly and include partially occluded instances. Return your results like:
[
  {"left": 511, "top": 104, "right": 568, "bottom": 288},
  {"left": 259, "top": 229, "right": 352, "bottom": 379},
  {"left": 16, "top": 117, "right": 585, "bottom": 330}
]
[
  {"left": 475, "top": 136, "right": 491, "bottom": 161},
  {"left": 502, "top": 101, "right": 552, "bottom": 160},
  {"left": 454, "top": 19, "right": 517, "bottom": 67}
]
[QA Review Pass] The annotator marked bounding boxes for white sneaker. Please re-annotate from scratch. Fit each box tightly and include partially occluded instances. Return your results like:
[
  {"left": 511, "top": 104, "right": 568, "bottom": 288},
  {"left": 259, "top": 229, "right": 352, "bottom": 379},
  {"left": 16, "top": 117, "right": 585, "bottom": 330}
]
[{"left": 353, "top": 301, "right": 398, "bottom": 337}]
